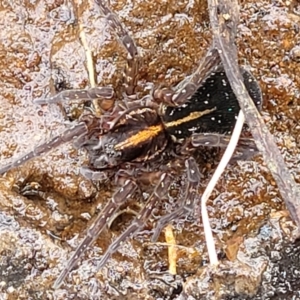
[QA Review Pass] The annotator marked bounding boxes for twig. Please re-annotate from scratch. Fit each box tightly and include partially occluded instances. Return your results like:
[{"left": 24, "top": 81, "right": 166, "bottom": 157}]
[{"left": 165, "top": 224, "right": 177, "bottom": 275}]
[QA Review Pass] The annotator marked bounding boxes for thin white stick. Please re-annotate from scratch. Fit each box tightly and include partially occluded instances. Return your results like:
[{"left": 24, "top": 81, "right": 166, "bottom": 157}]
[
  {"left": 201, "top": 110, "right": 245, "bottom": 265},
  {"left": 79, "top": 24, "right": 96, "bottom": 88},
  {"left": 79, "top": 11, "right": 102, "bottom": 116}
]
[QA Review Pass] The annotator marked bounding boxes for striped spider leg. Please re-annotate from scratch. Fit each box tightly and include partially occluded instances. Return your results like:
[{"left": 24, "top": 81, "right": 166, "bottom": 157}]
[
  {"left": 53, "top": 176, "right": 138, "bottom": 289},
  {"left": 0, "top": 122, "right": 88, "bottom": 175},
  {"left": 94, "top": 172, "right": 173, "bottom": 270},
  {"left": 95, "top": 0, "right": 140, "bottom": 96},
  {"left": 151, "top": 157, "right": 201, "bottom": 242},
  {"left": 34, "top": 86, "right": 114, "bottom": 105}
]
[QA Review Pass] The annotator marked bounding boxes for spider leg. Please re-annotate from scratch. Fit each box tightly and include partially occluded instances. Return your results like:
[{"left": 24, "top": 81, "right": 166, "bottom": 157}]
[
  {"left": 191, "top": 133, "right": 259, "bottom": 159},
  {"left": 154, "top": 48, "right": 221, "bottom": 106},
  {"left": 79, "top": 167, "right": 108, "bottom": 181},
  {"left": 151, "top": 157, "right": 201, "bottom": 242},
  {"left": 53, "top": 179, "right": 137, "bottom": 289},
  {"left": 34, "top": 86, "right": 114, "bottom": 105},
  {"left": 96, "top": 173, "right": 173, "bottom": 270},
  {"left": 0, "top": 123, "right": 87, "bottom": 175},
  {"left": 95, "top": 0, "right": 140, "bottom": 96}
]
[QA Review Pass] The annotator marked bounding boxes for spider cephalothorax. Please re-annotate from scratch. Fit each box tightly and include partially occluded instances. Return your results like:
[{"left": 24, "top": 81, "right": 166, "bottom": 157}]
[
  {"left": 86, "top": 107, "right": 169, "bottom": 168},
  {"left": 0, "top": 0, "right": 262, "bottom": 289}
]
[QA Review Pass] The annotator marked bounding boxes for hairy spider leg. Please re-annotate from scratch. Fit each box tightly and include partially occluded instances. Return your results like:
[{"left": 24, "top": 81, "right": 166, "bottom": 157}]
[
  {"left": 53, "top": 179, "right": 137, "bottom": 289},
  {"left": 34, "top": 87, "right": 114, "bottom": 105},
  {"left": 95, "top": 173, "right": 173, "bottom": 270},
  {"left": 95, "top": 0, "right": 140, "bottom": 96},
  {"left": 172, "top": 48, "right": 222, "bottom": 106},
  {"left": 0, "top": 123, "right": 88, "bottom": 174},
  {"left": 79, "top": 166, "right": 109, "bottom": 181},
  {"left": 154, "top": 48, "right": 222, "bottom": 106},
  {"left": 151, "top": 157, "right": 201, "bottom": 242},
  {"left": 192, "top": 134, "right": 259, "bottom": 158}
]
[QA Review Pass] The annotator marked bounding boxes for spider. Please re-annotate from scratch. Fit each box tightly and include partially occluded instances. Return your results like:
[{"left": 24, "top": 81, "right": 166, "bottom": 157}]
[{"left": 0, "top": 0, "right": 262, "bottom": 289}]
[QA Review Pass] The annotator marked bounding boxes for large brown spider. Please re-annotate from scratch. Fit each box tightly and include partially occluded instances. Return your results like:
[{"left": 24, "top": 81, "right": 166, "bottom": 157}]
[{"left": 0, "top": 0, "right": 262, "bottom": 289}]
